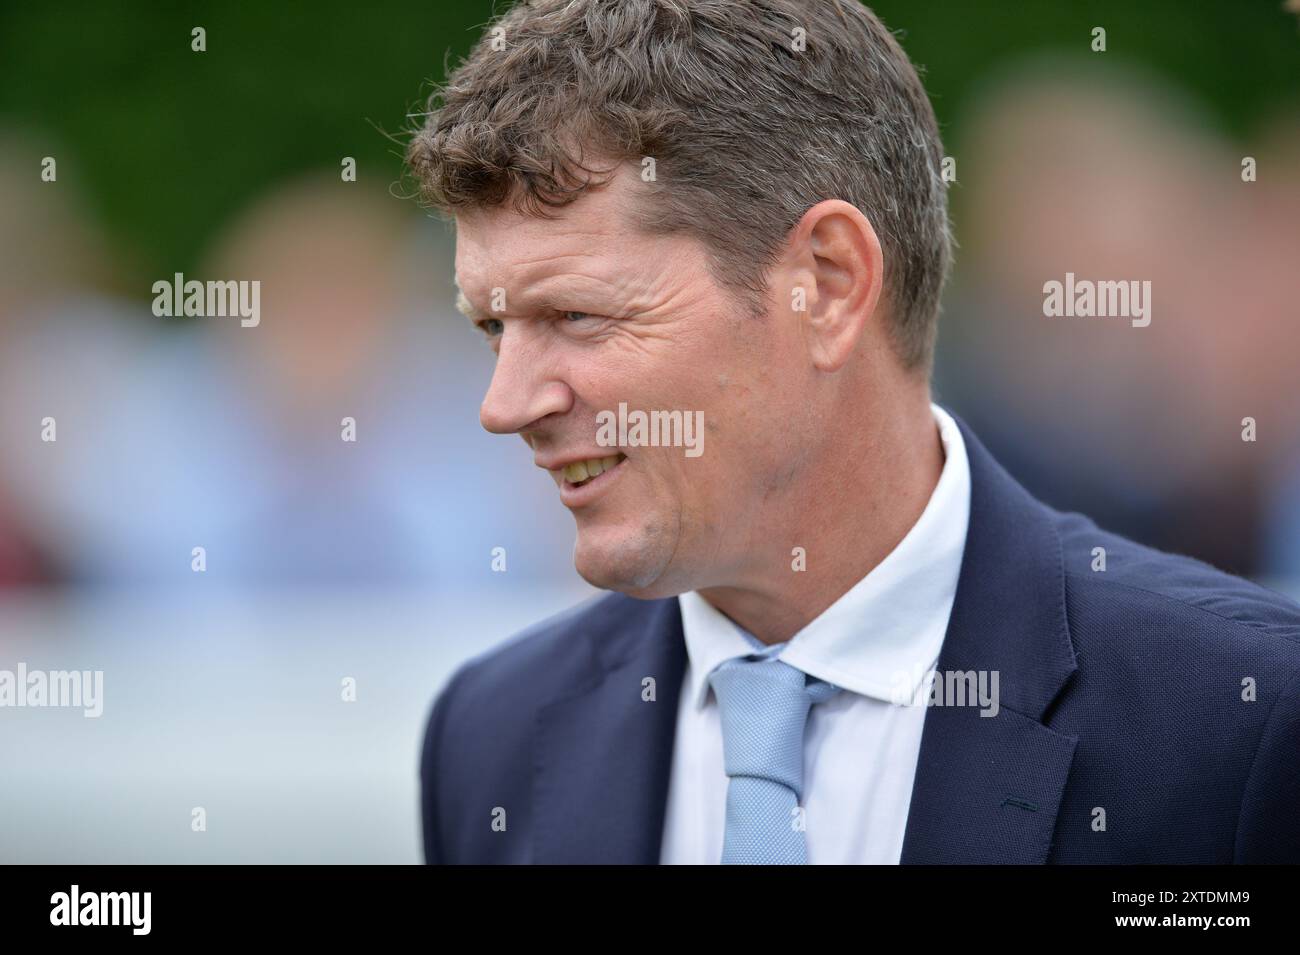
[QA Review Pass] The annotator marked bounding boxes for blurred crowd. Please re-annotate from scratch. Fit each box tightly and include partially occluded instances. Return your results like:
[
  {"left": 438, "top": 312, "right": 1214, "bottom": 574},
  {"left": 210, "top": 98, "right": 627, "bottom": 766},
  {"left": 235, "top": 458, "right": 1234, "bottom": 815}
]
[
  {"left": 934, "top": 58, "right": 1300, "bottom": 588},
  {"left": 0, "top": 141, "right": 578, "bottom": 593},
  {"left": 0, "top": 57, "right": 1297, "bottom": 597}
]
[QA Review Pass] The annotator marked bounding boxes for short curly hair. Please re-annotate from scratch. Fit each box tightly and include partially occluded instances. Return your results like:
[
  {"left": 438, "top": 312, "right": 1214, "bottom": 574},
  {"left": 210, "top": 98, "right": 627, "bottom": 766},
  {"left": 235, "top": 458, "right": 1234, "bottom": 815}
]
[{"left": 406, "top": 0, "right": 952, "bottom": 372}]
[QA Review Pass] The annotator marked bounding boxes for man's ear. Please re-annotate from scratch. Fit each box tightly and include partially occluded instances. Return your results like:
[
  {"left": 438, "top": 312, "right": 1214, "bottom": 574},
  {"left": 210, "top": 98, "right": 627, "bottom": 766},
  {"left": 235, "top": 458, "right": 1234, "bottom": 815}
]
[{"left": 784, "top": 199, "right": 885, "bottom": 372}]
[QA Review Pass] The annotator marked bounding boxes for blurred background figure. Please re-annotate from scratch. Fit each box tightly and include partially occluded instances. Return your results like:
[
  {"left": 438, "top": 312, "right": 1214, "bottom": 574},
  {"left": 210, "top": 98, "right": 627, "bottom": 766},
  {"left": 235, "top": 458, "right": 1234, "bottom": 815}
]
[
  {"left": 0, "top": 169, "right": 582, "bottom": 592},
  {"left": 1251, "top": 114, "right": 1300, "bottom": 588},
  {"left": 0, "top": 128, "right": 124, "bottom": 589},
  {"left": 934, "top": 59, "right": 1300, "bottom": 587}
]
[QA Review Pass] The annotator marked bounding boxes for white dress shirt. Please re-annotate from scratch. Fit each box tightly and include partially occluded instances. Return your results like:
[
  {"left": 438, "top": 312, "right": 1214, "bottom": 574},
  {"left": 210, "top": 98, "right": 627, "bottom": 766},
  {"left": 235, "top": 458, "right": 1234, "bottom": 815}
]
[{"left": 658, "top": 403, "right": 972, "bottom": 864}]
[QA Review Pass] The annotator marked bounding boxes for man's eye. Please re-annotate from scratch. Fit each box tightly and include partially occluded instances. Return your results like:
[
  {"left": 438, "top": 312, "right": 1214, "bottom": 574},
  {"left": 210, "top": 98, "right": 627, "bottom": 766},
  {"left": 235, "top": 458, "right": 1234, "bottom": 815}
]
[
  {"left": 480, "top": 318, "right": 504, "bottom": 336},
  {"left": 563, "top": 311, "right": 592, "bottom": 323}
]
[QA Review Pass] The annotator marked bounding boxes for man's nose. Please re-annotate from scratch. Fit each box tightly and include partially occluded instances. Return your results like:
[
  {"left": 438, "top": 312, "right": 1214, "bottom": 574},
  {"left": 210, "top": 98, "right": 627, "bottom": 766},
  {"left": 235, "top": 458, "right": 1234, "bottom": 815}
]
[{"left": 479, "top": 334, "right": 573, "bottom": 435}]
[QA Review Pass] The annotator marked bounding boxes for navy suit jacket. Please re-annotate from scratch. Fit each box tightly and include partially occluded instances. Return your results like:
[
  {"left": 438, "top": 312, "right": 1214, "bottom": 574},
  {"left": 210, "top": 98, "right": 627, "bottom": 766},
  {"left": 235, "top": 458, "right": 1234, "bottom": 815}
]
[{"left": 421, "top": 411, "right": 1300, "bottom": 863}]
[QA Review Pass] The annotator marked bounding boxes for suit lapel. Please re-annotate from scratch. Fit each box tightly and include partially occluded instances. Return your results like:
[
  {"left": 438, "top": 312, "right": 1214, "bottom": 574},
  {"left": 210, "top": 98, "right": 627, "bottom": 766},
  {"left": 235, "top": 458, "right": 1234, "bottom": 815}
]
[
  {"left": 900, "top": 411, "right": 1079, "bottom": 863},
  {"left": 899, "top": 704, "right": 1078, "bottom": 863},
  {"left": 533, "top": 596, "right": 687, "bottom": 863}
]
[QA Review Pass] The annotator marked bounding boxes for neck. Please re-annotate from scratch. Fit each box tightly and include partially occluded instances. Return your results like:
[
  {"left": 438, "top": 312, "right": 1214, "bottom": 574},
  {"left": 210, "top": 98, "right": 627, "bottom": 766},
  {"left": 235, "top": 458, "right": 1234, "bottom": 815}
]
[{"left": 698, "top": 386, "right": 944, "bottom": 645}]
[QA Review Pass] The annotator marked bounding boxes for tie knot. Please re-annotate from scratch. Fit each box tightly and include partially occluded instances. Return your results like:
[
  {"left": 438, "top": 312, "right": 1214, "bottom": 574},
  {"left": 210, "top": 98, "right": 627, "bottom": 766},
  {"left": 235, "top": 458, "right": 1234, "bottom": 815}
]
[{"left": 707, "top": 655, "right": 841, "bottom": 797}]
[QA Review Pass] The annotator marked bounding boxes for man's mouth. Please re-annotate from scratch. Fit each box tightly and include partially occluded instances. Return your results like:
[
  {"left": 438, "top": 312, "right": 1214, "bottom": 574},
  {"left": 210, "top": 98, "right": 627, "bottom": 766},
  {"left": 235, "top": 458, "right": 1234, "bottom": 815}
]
[{"left": 558, "top": 453, "right": 627, "bottom": 488}]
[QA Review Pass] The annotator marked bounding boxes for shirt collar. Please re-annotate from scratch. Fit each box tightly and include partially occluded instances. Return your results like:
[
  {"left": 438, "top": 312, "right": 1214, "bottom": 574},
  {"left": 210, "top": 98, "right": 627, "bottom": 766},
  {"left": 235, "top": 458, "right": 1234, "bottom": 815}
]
[{"left": 677, "top": 402, "right": 971, "bottom": 709}]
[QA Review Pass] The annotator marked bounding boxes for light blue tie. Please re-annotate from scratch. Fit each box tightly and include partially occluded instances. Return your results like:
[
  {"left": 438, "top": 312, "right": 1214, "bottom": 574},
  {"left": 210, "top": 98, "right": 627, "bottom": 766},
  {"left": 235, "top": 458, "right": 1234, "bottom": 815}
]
[{"left": 708, "top": 643, "right": 842, "bottom": 864}]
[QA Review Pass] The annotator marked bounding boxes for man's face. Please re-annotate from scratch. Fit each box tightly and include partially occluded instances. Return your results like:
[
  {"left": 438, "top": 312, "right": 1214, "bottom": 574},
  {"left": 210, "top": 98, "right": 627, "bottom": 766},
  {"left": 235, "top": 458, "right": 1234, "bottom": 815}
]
[{"left": 454, "top": 162, "right": 811, "bottom": 597}]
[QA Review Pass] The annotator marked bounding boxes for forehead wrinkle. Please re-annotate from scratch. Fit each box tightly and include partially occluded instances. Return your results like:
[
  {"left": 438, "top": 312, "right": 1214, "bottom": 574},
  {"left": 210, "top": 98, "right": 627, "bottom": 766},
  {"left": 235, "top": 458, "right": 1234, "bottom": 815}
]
[
  {"left": 501, "top": 249, "right": 640, "bottom": 314},
  {"left": 455, "top": 194, "right": 663, "bottom": 314},
  {"left": 510, "top": 247, "right": 614, "bottom": 288}
]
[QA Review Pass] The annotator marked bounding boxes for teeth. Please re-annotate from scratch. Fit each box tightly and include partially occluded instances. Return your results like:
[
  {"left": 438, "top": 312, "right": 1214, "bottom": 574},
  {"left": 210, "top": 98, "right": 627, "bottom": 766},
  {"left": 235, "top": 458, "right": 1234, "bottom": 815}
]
[{"left": 561, "top": 453, "right": 625, "bottom": 485}]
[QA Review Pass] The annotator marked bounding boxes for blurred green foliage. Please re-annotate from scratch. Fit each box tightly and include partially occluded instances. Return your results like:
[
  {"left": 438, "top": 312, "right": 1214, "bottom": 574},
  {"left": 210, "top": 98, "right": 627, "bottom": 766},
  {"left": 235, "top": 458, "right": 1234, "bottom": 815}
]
[{"left": 1, "top": 0, "right": 1295, "bottom": 284}]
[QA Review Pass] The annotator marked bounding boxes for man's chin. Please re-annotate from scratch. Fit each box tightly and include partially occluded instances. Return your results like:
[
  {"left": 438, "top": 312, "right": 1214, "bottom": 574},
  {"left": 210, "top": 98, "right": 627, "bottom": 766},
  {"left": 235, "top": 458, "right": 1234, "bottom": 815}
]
[{"left": 572, "top": 533, "right": 677, "bottom": 598}]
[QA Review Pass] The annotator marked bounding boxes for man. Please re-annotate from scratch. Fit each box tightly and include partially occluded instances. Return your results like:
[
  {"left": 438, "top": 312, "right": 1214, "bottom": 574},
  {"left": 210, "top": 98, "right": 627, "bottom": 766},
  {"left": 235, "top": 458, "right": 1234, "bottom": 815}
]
[{"left": 407, "top": 0, "right": 1300, "bottom": 863}]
